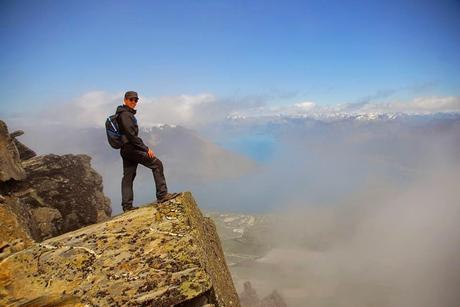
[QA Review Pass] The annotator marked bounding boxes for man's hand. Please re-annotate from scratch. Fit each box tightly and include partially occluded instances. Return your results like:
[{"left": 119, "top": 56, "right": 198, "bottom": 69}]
[{"left": 147, "top": 148, "right": 156, "bottom": 158}]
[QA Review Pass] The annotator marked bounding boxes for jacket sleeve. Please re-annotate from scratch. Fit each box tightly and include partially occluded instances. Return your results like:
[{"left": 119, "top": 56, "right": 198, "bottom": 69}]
[{"left": 118, "top": 112, "right": 149, "bottom": 152}]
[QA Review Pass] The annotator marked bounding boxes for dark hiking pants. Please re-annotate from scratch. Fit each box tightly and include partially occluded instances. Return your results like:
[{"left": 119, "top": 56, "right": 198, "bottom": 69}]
[{"left": 120, "top": 145, "right": 168, "bottom": 210}]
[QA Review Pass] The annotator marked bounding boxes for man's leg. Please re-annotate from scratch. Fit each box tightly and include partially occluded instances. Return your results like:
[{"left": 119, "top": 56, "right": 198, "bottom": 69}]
[
  {"left": 122, "top": 148, "right": 168, "bottom": 200},
  {"left": 139, "top": 156, "right": 168, "bottom": 199},
  {"left": 121, "top": 156, "right": 138, "bottom": 210}
]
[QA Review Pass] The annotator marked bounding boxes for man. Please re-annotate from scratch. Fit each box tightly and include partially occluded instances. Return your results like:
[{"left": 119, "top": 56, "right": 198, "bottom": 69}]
[{"left": 116, "top": 91, "right": 179, "bottom": 212}]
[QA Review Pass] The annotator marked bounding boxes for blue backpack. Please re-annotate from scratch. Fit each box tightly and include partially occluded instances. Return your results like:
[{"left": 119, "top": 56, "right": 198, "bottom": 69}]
[{"left": 105, "top": 114, "right": 123, "bottom": 149}]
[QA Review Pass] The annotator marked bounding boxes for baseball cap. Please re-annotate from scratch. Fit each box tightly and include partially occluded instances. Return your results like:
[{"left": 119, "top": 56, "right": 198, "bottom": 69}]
[{"left": 124, "top": 91, "right": 139, "bottom": 100}]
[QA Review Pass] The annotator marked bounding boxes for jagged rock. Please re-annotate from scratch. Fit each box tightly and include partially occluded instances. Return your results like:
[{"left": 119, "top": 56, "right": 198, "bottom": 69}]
[
  {"left": 9, "top": 129, "right": 37, "bottom": 160},
  {"left": 0, "top": 120, "right": 26, "bottom": 182},
  {"left": 260, "top": 291, "right": 287, "bottom": 307},
  {"left": 13, "top": 138, "right": 37, "bottom": 160},
  {"left": 239, "top": 281, "right": 287, "bottom": 307},
  {"left": 0, "top": 192, "right": 241, "bottom": 307},
  {"left": 240, "top": 281, "right": 260, "bottom": 306},
  {"left": 2, "top": 154, "right": 111, "bottom": 241},
  {"left": 8, "top": 130, "right": 24, "bottom": 138}
]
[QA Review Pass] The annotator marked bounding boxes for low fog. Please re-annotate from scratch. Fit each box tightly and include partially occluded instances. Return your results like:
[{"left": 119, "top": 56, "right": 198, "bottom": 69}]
[
  {"left": 219, "top": 117, "right": 460, "bottom": 307},
  {"left": 3, "top": 96, "right": 460, "bottom": 306},
  {"left": 236, "top": 145, "right": 460, "bottom": 306}
]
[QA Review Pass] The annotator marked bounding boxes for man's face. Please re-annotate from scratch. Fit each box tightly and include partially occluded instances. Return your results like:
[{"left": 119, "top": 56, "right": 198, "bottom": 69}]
[{"left": 124, "top": 97, "right": 139, "bottom": 109}]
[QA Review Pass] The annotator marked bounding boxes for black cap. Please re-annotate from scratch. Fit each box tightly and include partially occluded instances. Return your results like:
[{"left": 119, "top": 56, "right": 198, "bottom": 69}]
[{"left": 124, "top": 91, "right": 139, "bottom": 100}]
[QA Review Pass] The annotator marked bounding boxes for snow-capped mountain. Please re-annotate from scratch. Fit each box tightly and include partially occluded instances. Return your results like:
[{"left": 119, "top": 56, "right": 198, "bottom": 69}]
[{"left": 226, "top": 111, "right": 460, "bottom": 123}]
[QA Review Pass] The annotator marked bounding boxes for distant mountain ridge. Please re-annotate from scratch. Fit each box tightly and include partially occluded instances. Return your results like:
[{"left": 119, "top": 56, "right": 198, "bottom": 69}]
[{"left": 226, "top": 111, "right": 460, "bottom": 123}]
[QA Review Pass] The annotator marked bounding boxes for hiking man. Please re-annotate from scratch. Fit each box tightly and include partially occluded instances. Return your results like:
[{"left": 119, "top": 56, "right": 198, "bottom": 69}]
[{"left": 116, "top": 91, "right": 178, "bottom": 212}]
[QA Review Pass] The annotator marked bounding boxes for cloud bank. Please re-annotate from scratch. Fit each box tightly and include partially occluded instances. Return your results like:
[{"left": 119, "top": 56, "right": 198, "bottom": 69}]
[
  {"left": 5, "top": 91, "right": 460, "bottom": 131},
  {"left": 229, "top": 96, "right": 460, "bottom": 119},
  {"left": 229, "top": 121, "right": 460, "bottom": 307}
]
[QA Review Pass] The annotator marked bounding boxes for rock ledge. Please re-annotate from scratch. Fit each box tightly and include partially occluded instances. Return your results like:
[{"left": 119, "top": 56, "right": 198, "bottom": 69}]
[{"left": 0, "top": 192, "right": 240, "bottom": 307}]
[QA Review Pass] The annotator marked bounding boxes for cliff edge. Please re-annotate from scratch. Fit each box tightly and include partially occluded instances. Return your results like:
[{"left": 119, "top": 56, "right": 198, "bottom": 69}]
[{"left": 0, "top": 192, "right": 240, "bottom": 307}]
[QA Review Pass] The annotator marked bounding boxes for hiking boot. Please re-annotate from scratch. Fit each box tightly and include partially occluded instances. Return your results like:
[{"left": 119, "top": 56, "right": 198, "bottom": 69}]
[
  {"left": 123, "top": 206, "right": 139, "bottom": 212},
  {"left": 157, "top": 192, "right": 180, "bottom": 203}
]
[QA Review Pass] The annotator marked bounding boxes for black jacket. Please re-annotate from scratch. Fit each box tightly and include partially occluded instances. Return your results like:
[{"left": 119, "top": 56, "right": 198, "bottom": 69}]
[{"left": 116, "top": 105, "right": 149, "bottom": 152}]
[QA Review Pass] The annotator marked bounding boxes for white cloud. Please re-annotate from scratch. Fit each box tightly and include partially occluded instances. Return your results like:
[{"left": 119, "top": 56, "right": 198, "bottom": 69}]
[
  {"left": 366, "top": 96, "right": 460, "bottom": 113},
  {"left": 229, "top": 96, "right": 460, "bottom": 119},
  {"left": 294, "top": 101, "right": 316, "bottom": 111},
  {"left": 72, "top": 91, "right": 121, "bottom": 126},
  {"left": 138, "top": 93, "right": 218, "bottom": 127},
  {"left": 10, "top": 91, "right": 224, "bottom": 129},
  {"left": 7, "top": 91, "right": 460, "bottom": 131}
]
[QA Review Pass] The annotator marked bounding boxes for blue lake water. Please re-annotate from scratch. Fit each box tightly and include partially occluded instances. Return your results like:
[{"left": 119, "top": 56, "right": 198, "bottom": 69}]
[{"left": 215, "top": 133, "right": 277, "bottom": 163}]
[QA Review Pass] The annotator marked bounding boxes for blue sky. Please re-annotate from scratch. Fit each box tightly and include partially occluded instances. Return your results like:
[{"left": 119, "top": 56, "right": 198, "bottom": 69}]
[{"left": 1, "top": 0, "right": 459, "bottom": 114}]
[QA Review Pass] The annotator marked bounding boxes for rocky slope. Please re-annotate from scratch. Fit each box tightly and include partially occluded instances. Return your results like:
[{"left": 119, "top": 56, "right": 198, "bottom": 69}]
[{"left": 0, "top": 192, "right": 240, "bottom": 307}]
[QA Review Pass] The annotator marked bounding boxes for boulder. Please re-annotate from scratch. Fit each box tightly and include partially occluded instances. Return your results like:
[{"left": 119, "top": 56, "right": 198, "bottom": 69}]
[{"left": 0, "top": 192, "right": 240, "bottom": 307}]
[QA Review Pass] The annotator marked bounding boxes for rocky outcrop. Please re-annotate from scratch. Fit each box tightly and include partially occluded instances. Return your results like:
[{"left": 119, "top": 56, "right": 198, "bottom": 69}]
[
  {"left": 9, "top": 129, "right": 37, "bottom": 160},
  {"left": 2, "top": 154, "right": 112, "bottom": 240},
  {"left": 239, "top": 282, "right": 287, "bottom": 307},
  {"left": 0, "top": 120, "right": 26, "bottom": 182},
  {"left": 0, "top": 120, "right": 111, "bottom": 242},
  {"left": 0, "top": 192, "right": 240, "bottom": 307}
]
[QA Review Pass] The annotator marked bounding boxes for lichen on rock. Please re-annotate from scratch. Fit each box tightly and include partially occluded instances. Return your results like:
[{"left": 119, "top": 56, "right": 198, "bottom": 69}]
[{"left": 0, "top": 192, "right": 240, "bottom": 307}]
